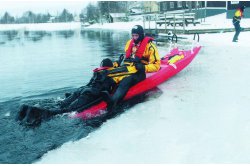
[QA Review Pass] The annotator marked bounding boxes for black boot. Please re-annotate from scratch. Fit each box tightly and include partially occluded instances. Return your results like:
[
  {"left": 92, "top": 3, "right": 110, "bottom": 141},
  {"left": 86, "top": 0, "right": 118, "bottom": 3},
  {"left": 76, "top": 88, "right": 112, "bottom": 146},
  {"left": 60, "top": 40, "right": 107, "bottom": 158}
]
[
  {"left": 16, "top": 104, "right": 29, "bottom": 121},
  {"left": 100, "top": 91, "right": 117, "bottom": 116},
  {"left": 17, "top": 105, "right": 52, "bottom": 126},
  {"left": 65, "top": 92, "right": 72, "bottom": 98}
]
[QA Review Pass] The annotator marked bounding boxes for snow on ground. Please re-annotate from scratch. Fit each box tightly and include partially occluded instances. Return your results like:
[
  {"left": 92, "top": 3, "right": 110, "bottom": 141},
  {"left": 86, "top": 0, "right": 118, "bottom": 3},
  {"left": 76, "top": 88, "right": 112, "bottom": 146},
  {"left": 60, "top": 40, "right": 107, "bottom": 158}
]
[
  {"left": 189, "top": 13, "right": 250, "bottom": 30},
  {"left": 36, "top": 22, "right": 250, "bottom": 164},
  {"left": 85, "top": 13, "right": 250, "bottom": 31},
  {"left": 205, "top": 12, "right": 250, "bottom": 28},
  {"left": 0, "top": 22, "right": 81, "bottom": 31}
]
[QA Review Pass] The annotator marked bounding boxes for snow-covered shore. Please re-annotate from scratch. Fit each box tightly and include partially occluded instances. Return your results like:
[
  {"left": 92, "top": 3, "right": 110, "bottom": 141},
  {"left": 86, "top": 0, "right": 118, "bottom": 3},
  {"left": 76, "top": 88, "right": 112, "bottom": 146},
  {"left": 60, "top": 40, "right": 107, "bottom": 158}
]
[
  {"left": 0, "top": 22, "right": 81, "bottom": 31},
  {"left": 0, "top": 13, "right": 249, "bottom": 32}
]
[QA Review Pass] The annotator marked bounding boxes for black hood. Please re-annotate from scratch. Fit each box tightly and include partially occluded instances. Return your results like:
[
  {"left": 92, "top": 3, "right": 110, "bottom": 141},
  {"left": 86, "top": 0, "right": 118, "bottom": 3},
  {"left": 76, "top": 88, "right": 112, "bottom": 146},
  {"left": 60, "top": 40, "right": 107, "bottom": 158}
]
[
  {"left": 100, "top": 58, "right": 113, "bottom": 67},
  {"left": 131, "top": 25, "right": 144, "bottom": 44}
]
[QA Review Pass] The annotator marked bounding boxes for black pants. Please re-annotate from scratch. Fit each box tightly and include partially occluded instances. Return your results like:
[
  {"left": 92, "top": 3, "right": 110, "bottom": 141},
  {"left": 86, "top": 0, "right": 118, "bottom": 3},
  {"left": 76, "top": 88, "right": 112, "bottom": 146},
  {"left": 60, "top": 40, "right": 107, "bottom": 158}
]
[
  {"left": 49, "top": 76, "right": 116, "bottom": 113},
  {"left": 233, "top": 21, "right": 241, "bottom": 41},
  {"left": 108, "top": 71, "right": 146, "bottom": 111},
  {"left": 59, "top": 86, "right": 99, "bottom": 113}
]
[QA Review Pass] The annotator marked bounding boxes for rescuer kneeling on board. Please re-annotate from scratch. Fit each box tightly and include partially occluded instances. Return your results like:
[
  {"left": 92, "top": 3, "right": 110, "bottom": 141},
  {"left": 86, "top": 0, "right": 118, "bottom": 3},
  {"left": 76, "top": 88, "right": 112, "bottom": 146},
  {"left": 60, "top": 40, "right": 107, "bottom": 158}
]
[{"left": 102, "top": 25, "right": 161, "bottom": 114}]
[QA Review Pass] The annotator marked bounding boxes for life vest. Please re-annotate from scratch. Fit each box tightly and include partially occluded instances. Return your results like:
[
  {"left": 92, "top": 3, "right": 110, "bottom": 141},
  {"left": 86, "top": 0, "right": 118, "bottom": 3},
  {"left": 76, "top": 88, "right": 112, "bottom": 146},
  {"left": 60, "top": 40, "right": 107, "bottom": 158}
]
[
  {"left": 233, "top": 9, "right": 243, "bottom": 23},
  {"left": 125, "top": 36, "right": 154, "bottom": 59},
  {"left": 235, "top": 9, "right": 243, "bottom": 17}
]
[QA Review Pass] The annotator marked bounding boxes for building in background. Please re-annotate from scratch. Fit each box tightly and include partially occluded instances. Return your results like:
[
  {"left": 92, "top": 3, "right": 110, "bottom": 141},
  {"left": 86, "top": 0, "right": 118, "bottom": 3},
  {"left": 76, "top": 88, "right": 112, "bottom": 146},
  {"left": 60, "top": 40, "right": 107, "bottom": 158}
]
[
  {"left": 108, "top": 13, "right": 127, "bottom": 23},
  {"left": 143, "top": 1, "right": 159, "bottom": 13}
]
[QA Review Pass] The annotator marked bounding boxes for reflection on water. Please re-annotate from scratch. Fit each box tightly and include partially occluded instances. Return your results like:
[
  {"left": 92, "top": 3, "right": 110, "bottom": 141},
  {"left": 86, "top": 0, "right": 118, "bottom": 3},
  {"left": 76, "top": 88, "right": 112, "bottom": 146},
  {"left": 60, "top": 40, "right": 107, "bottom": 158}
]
[
  {"left": 56, "top": 30, "right": 75, "bottom": 38},
  {"left": 81, "top": 30, "right": 130, "bottom": 56},
  {"left": 0, "top": 30, "right": 77, "bottom": 44},
  {"left": 0, "top": 29, "right": 130, "bottom": 49},
  {"left": 0, "top": 30, "right": 18, "bottom": 41},
  {"left": 24, "top": 31, "right": 52, "bottom": 42},
  {"left": 0, "top": 29, "right": 131, "bottom": 103}
]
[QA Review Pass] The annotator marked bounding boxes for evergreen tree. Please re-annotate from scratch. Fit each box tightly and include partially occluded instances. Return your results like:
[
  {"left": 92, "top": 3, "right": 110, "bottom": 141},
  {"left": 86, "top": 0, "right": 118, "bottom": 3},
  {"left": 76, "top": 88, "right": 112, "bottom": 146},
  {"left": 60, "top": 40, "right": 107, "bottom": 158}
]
[
  {"left": 58, "top": 9, "right": 74, "bottom": 22},
  {"left": 97, "top": 1, "right": 128, "bottom": 23},
  {"left": 86, "top": 3, "right": 99, "bottom": 23},
  {"left": 1, "top": 12, "right": 15, "bottom": 24},
  {"left": 98, "top": 1, "right": 128, "bottom": 16}
]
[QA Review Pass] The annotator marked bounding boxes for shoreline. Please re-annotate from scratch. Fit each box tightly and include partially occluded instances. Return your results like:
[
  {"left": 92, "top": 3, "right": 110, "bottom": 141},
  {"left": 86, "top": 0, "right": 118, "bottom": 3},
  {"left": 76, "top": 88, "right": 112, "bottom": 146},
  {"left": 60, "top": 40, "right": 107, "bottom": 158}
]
[{"left": 0, "top": 22, "right": 81, "bottom": 31}]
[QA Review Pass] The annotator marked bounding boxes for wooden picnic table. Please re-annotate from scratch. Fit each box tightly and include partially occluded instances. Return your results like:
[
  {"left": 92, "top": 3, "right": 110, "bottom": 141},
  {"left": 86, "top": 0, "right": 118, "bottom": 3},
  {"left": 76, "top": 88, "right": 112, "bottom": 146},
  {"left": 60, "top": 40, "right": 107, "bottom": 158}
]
[{"left": 156, "top": 14, "right": 200, "bottom": 27}]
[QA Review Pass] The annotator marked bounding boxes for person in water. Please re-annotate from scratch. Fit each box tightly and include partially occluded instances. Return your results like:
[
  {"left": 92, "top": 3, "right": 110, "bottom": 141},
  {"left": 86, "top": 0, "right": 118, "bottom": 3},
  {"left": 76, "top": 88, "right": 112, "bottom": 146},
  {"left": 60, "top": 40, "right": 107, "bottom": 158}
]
[
  {"left": 17, "top": 54, "right": 141, "bottom": 126},
  {"left": 102, "top": 25, "right": 161, "bottom": 112},
  {"left": 232, "top": 5, "right": 245, "bottom": 42},
  {"left": 17, "top": 58, "right": 118, "bottom": 126}
]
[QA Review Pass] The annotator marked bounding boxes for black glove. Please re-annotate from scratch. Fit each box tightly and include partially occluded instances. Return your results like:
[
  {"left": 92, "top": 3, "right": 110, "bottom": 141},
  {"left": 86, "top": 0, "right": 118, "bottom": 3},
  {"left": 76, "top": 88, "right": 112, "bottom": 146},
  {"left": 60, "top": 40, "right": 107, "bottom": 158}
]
[
  {"left": 135, "top": 63, "right": 145, "bottom": 72},
  {"left": 117, "top": 54, "right": 124, "bottom": 66}
]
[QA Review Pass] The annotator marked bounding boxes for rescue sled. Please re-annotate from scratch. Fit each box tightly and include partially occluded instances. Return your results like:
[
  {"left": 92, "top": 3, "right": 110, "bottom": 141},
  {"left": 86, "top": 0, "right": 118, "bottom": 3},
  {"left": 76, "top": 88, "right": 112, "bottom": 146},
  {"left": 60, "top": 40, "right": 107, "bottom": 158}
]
[{"left": 73, "top": 43, "right": 201, "bottom": 120}]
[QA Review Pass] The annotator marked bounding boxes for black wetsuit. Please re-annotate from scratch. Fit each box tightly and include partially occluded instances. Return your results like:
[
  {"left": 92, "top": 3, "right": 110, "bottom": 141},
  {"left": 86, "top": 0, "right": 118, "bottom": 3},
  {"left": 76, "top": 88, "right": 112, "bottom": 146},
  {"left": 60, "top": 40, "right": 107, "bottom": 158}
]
[
  {"left": 59, "top": 71, "right": 116, "bottom": 113},
  {"left": 17, "top": 70, "right": 116, "bottom": 126}
]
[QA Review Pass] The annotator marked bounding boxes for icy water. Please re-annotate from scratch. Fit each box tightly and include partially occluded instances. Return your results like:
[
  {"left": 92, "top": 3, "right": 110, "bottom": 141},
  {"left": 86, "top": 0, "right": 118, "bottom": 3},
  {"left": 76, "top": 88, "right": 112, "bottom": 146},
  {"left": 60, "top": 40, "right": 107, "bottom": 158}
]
[{"left": 0, "top": 29, "right": 137, "bottom": 163}]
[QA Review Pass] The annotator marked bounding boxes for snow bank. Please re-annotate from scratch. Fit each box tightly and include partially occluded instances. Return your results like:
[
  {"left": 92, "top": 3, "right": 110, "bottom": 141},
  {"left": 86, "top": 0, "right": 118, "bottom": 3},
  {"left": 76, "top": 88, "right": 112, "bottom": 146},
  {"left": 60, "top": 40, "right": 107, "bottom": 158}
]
[{"left": 0, "top": 22, "right": 81, "bottom": 31}]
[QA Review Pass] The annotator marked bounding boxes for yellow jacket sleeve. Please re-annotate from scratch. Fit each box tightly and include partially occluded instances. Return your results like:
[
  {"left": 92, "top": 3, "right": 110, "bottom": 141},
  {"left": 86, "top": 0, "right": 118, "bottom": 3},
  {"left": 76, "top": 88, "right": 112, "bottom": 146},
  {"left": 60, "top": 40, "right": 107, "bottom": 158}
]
[
  {"left": 124, "top": 40, "right": 131, "bottom": 52},
  {"left": 143, "top": 42, "right": 161, "bottom": 73}
]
